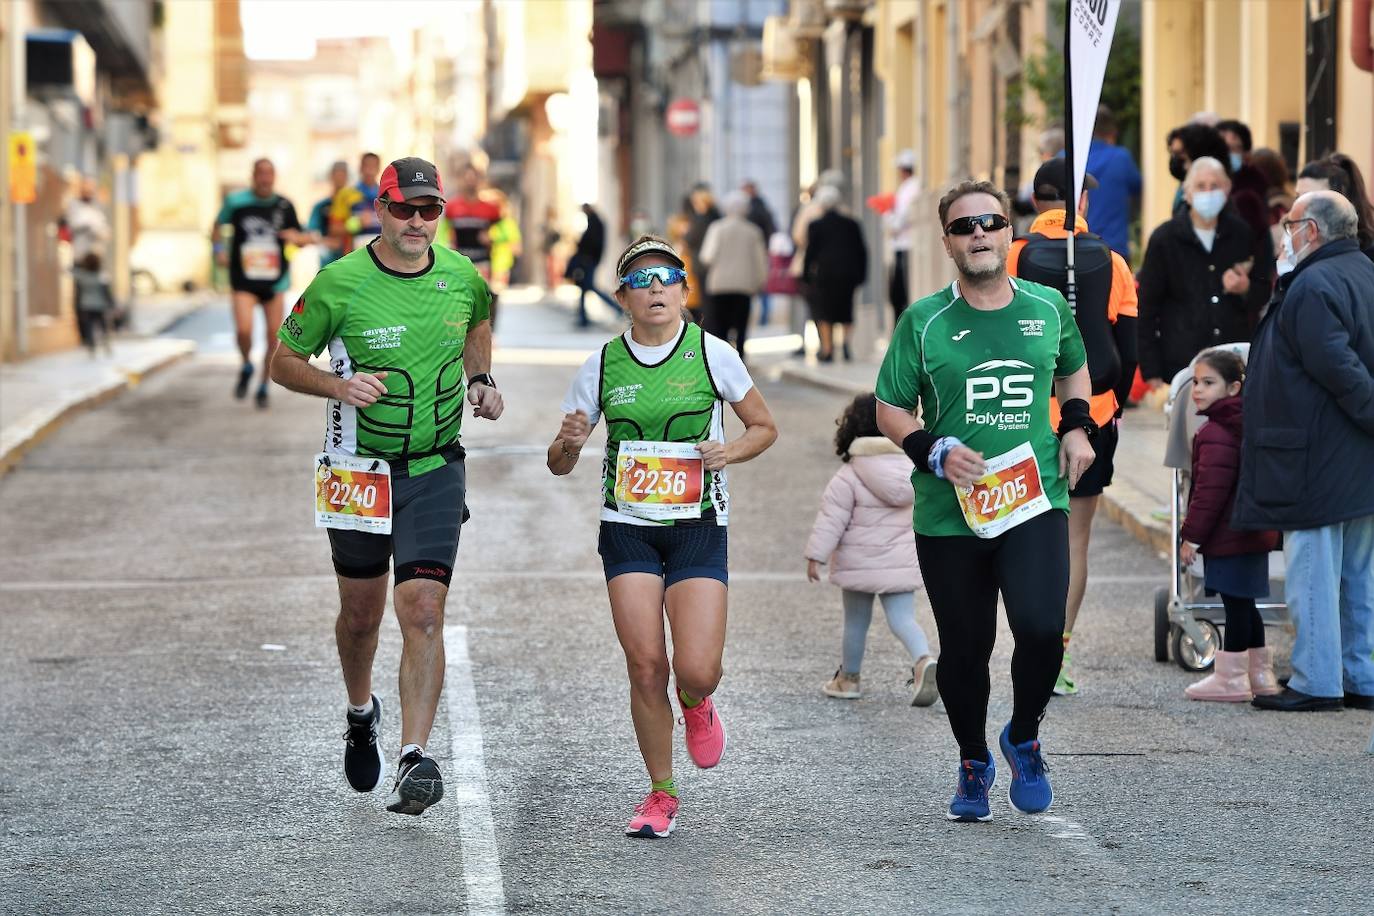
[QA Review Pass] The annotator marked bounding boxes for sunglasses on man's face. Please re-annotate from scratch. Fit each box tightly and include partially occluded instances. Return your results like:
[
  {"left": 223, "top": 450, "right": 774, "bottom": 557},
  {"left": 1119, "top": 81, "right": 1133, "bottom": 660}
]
[
  {"left": 619, "top": 266, "right": 688, "bottom": 289},
  {"left": 382, "top": 199, "right": 444, "bottom": 222},
  {"left": 944, "top": 213, "right": 1011, "bottom": 236}
]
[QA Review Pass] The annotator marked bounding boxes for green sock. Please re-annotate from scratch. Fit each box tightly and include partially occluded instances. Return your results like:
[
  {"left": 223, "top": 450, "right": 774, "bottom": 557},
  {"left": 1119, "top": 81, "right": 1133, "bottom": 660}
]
[
  {"left": 677, "top": 688, "right": 701, "bottom": 708},
  {"left": 651, "top": 776, "right": 678, "bottom": 798}
]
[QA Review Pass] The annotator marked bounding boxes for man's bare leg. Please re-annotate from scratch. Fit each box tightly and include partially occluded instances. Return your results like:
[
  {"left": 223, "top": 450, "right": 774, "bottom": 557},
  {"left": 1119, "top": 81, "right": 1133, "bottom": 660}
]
[
  {"left": 336, "top": 573, "right": 388, "bottom": 706},
  {"left": 393, "top": 578, "right": 448, "bottom": 749}
]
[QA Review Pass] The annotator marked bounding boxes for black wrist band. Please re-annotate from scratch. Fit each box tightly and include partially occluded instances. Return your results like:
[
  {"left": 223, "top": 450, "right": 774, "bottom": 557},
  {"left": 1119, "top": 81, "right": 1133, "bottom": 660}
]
[
  {"left": 1057, "top": 398, "right": 1099, "bottom": 441},
  {"left": 901, "top": 429, "right": 938, "bottom": 473},
  {"left": 467, "top": 372, "right": 495, "bottom": 389}
]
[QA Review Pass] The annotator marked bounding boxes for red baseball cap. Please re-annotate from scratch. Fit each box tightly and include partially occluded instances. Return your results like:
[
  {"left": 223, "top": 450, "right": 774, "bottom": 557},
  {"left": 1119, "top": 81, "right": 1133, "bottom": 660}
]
[{"left": 378, "top": 157, "right": 446, "bottom": 202}]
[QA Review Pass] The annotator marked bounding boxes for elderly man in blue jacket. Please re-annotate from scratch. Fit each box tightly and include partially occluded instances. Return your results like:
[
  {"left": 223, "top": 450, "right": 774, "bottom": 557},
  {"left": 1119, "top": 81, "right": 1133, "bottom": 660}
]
[{"left": 1233, "top": 191, "right": 1374, "bottom": 712}]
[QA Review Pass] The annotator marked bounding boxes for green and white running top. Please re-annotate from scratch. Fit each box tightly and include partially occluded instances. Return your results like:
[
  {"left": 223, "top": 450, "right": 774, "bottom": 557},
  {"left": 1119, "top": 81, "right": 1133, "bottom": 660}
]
[
  {"left": 276, "top": 242, "right": 491, "bottom": 478},
  {"left": 875, "top": 277, "right": 1087, "bottom": 537},
  {"left": 561, "top": 321, "right": 755, "bottom": 526}
]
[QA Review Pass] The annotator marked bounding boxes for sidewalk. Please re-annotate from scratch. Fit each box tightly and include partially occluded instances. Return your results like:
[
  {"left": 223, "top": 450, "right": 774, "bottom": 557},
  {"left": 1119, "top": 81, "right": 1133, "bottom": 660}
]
[
  {"left": 0, "top": 291, "right": 211, "bottom": 476},
  {"left": 778, "top": 346, "right": 1174, "bottom": 556}
]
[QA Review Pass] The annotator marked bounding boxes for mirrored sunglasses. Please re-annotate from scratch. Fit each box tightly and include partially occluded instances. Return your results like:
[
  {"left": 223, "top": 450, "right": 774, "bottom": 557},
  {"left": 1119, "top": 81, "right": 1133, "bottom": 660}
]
[
  {"left": 619, "top": 266, "right": 688, "bottom": 289},
  {"left": 944, "top": 213, "right": 1010, "bottom": 236}
]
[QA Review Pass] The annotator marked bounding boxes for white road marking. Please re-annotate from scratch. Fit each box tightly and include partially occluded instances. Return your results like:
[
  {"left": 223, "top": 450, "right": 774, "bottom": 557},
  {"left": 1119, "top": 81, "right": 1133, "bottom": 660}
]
[
  {"left": 444, "top": 624, "right": 506, "bottom": 916},
  {"left": 1034, "top": 813, "right": 1095, "bottom": 842}
]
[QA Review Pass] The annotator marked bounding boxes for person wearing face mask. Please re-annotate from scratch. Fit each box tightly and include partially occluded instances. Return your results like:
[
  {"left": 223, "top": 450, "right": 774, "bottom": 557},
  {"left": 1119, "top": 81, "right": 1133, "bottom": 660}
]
[
  {"left": 1232, "top": 192, "right": 1374, "bottom": 714},
  {"left": 1137, "top": 157, "right": 1273, "bottom": 390}
]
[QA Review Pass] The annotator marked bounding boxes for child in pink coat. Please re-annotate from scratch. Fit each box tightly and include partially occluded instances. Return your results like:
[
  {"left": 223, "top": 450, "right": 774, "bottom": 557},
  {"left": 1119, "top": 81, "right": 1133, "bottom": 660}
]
[{"left": 806, "top": 393, "right": 937, "bottom": 705}]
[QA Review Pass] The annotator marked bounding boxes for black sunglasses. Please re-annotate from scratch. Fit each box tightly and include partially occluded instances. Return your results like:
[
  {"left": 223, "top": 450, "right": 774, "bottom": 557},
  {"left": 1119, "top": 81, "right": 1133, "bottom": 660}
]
[
  {"left": 382, "top": 198, "right": 443, "bottom": 222},
  {"left": 944, "top": 213, "right": 1010, "bottom": 236}
]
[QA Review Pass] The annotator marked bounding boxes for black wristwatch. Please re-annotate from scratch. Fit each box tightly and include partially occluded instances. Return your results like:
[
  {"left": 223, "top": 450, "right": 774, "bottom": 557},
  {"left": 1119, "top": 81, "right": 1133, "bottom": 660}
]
[{"left": 467, "top": 372, "right": 496, "bottom": 389}]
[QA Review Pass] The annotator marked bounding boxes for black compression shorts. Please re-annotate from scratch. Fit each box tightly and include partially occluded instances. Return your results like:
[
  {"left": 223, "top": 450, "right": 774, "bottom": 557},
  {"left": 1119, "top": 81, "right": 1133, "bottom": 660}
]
[{"left": 327, "top": 459, "right": 465, "bottom": 586}]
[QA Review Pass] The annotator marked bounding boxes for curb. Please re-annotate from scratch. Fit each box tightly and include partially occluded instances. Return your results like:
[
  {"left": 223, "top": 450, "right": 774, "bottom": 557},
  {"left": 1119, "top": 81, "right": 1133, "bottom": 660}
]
[
  {"left": 779, "top": 363, "right": 1174, "bottom": 556},
  {"left": 0, "top": 340, "right": 197, "bottom": 478}
]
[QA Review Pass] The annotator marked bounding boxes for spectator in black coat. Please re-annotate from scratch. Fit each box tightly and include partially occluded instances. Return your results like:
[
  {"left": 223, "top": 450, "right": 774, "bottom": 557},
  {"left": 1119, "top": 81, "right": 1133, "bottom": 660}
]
[
  {"left": 742, "top": 179, "right": 778, "bottom": 324},
  {"left": 1137, "top": 157, "right": 1272, "bottom": 388},
  {"left": 565, "top": 203, "right": 620, "bottom": 327},
  {"left": 1233, "top": 192, "right": 1374, "bottom": 713},
  {"left": 684, "top": 184, "right": 722, "bottom": 320},
  {"left": 803, "top": 185, "right": 867, "bottom": 363}
]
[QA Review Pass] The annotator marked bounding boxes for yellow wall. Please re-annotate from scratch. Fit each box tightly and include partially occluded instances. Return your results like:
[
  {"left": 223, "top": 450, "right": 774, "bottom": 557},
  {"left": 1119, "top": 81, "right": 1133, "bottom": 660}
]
[
  {"left": 138, "top": 0, "right": 220, "bottom": 237},
  {"left": 1337, "top": 1, "right": 1374, "bottom": 182}
]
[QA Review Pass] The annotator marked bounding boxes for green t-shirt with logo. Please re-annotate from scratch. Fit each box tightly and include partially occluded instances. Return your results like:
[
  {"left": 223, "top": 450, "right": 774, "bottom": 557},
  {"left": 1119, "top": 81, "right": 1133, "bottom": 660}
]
[
  {"left": 277, "top": 242, "right": 492, "bottom": 478},
  {"left": 874, "top": 277, "right": 1087, "bottom": 537},
  {"left": 598, "top": 321, "right": 724, "bottom": 523}
]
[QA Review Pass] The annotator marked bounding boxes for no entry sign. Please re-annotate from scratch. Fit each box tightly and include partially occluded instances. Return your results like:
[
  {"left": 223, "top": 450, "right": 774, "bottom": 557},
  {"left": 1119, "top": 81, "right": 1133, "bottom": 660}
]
[{"left": 665, "top": 99, "right": 701, "bottom": 137}]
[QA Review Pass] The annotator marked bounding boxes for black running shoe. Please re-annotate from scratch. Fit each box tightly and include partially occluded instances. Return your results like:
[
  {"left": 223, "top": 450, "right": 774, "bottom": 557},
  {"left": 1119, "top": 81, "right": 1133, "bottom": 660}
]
[
  {"left": 342, "top": 695, "right": 386, "bottom": 792},
  {"left": 254, "top": 384, "right": 269, "bottom": 409},
  {"left": 386, "top": 749, "right": 444, "bottom": 816},
  {"left": 234, "top": 362, "right": 254, "bottom": 399}
]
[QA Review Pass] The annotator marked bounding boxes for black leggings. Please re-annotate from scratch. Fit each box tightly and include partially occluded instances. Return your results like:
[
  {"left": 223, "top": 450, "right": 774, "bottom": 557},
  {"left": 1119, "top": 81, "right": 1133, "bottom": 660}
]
[
  {"left": 1221, "top": 594, "right": 1266, "bottom": 651},
  {"left": 706, "top": 293, "right": 751, "bottom": 357},
  {"left": 916, "top": 510, "right": 1069, "bottom": 761}
]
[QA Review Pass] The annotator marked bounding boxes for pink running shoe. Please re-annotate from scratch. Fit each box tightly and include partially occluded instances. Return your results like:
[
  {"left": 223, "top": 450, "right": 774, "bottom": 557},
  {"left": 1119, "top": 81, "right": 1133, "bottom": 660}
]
[
  {"left": 625, "top": 790, "right": 679, "bottom": 838},
  {"left": 680, "top": 694, "right": 727, "bottom": 769}
]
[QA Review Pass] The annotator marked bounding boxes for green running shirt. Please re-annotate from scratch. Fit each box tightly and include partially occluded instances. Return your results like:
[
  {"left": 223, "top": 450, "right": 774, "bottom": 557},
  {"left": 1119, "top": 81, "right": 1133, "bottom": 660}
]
[
  {"left": 277, "top": 242, "right": 491, "bottom": 478},
  {"left": 875, "top": 277, "right": 1087, "bottom": 537},
  {"left": 598, "top": 322, "right": 725, "bottom": 524}
]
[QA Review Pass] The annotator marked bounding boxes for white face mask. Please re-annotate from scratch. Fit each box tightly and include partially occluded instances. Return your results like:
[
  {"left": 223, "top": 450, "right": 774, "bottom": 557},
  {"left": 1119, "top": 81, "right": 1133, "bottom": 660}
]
[
  {"left": 1190, "top": 189, "right": 1227, "bottom": 220},
  {"left": 1229, "top": 152, "right": 1244, "bottom": 173},
  {"left": 1281, "top": 221, "right": 1311, "bottom": 269}
]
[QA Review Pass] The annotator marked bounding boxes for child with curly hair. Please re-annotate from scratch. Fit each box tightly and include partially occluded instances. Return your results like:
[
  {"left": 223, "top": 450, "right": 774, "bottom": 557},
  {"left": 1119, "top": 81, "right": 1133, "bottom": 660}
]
[{"left": 806, "top": 392, "right": 937, "bottom": 705}]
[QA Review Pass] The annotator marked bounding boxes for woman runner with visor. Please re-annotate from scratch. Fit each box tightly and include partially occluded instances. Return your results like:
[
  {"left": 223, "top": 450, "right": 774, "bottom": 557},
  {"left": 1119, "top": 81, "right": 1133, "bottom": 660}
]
[{"left": 548, "top": 236, "right": 777, "bottom": 838}]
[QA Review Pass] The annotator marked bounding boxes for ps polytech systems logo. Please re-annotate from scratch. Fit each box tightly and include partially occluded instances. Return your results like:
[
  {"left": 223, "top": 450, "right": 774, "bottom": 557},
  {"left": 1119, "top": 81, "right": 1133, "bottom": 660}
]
[{"left": 965, "top": 359, "right": 1035, "bottom": 431}]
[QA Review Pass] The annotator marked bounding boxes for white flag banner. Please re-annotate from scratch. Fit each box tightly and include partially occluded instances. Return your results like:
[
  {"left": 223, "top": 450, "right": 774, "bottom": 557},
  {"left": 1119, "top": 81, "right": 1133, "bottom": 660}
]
[{"left": 1068, "top": 0, "right": 1121, "bottom": 203}]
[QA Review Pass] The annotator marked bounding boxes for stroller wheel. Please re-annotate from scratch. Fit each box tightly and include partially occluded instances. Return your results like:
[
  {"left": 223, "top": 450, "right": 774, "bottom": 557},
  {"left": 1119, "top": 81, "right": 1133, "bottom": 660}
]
[
  {"left": 1172, "top": 620, "right": 1220, "bottom": 672},
  {"left": 1153, "top": 587, "right": 1170, "bottom": 662}
]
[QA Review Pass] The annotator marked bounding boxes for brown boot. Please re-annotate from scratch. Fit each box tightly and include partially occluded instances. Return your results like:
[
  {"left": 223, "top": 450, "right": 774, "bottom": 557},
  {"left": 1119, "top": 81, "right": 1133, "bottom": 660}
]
[
  {"left": 1185, "top": 650, "right": 1253, "bottom": 702},
  {"left": 1247, "top": 646, "right": 1282, "bottom": 696}
]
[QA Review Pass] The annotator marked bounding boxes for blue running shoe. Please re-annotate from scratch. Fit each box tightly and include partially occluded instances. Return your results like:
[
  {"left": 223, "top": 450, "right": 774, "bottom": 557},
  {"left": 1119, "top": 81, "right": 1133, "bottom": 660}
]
[
  {"left": 999, "top": 722, "right": 1053, "bottom": 814},
  {"left": 946, "top": 753, "right": 995, "bottom": 822}
]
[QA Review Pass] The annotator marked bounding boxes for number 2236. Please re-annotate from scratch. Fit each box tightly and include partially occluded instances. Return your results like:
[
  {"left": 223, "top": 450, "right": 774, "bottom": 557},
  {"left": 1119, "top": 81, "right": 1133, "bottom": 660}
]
[{"left": 629, "top": 467, "right": 688, "bottom": 498}]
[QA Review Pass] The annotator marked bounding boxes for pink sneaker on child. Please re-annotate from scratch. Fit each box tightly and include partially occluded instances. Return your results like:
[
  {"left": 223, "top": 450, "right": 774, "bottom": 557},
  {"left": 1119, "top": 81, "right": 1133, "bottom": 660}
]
[
  {"left": 625, "top": 790, "right": 679, "bottom": 838},
  {"left": 680, "top": 694, "right": 727, "bottom": 769}
]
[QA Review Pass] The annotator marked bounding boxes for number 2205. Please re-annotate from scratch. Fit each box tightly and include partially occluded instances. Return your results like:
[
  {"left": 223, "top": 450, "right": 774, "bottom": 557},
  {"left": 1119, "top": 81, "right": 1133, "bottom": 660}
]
[{"left": 975, "top": 475, "right": 1027, "bottom": 515}]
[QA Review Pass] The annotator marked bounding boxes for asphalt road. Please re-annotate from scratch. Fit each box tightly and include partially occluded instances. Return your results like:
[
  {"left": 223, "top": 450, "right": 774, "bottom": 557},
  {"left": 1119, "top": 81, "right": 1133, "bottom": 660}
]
[{"left": 2, "top": 296, "right": 1370, "bottom": 915}]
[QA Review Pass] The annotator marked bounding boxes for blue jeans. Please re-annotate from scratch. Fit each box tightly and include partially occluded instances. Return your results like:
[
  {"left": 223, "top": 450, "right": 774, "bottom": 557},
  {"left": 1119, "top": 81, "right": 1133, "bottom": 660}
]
[{"left": 1284, "top": 514, "right": 1374, "bottom": 698}]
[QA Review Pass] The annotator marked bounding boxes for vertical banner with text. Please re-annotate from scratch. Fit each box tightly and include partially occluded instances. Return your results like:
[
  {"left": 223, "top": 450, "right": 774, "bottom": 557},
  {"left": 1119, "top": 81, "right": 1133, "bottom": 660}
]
[{"left": 1067, "top": 0, "right": 1121, "bottom": 205}]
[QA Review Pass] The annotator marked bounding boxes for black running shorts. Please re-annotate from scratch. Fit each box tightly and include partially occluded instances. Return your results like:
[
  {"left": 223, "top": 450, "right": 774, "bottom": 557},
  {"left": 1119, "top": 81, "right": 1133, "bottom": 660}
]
[
  {"left": 598, "top": 520, "right": 728, "bottom": 587},
  {"left": 327, "top": 459, "right": 465, "bottom": 586},
  {"left": 1069, "top": 418, "right": 1119, "bottom": 498}
]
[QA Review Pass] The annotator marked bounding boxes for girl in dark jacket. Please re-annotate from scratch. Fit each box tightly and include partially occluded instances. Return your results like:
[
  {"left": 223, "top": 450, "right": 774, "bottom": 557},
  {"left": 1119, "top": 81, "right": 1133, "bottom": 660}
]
[{"left": 1180, "top": 349, "right": 1281, "bottom": 701}]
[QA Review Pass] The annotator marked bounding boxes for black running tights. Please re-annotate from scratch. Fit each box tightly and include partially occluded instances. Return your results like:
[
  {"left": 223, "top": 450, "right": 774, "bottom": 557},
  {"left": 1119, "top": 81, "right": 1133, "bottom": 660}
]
[
  {"left": 916, "top": 510, "right": 1069, "bottom": 761},
  {"left": 1221, "top": 594, "right": 1265, "bottom": 651}
]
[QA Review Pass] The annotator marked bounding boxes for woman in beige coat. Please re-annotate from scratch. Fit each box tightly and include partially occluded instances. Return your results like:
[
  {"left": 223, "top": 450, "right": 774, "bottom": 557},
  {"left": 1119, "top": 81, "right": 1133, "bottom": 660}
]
[
  {"left": 698, "top": 190, "right": 768, "bottom": 357},
  {"left": 805, "top": 393, "right": 937, "bottom": 705}
]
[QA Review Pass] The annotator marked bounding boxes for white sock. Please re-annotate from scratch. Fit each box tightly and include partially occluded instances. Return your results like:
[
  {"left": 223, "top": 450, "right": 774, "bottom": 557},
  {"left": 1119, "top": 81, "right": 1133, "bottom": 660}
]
[
  {"left": 347, "top": 698, "right": 374, "bottom": 718},
  {"left": 401, "top": 743, "right": 424, "bottom": 759}
]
